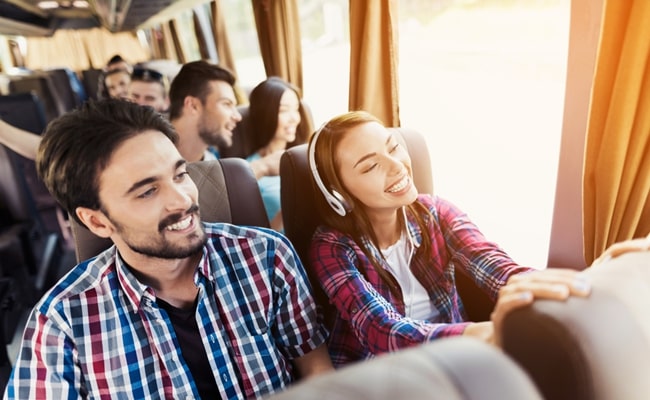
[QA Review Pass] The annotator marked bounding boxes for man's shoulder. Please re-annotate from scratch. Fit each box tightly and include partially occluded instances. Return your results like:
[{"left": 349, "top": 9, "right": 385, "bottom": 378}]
[
  {"left": 203, "top": 222, "right": 288, "bottom": 244},
  {"left": 37, "top": 249, "right": 117, "bottom": 313}
]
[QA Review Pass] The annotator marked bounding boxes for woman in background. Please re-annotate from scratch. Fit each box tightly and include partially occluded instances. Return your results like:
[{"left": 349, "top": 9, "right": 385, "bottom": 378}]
[{"left": 246, "top": 77, "right": 310, "bottom": 231}]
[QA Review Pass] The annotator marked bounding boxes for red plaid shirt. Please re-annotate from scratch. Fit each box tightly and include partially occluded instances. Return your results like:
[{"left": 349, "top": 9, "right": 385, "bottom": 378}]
[{"left": 310, "top": 194, "right": 533, "bottom": 367}]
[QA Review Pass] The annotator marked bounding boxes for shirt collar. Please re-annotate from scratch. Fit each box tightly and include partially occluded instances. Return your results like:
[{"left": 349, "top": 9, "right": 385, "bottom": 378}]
[
  {"left": 359, "top": 206, "right": 423, "bottom": 261},
  {"left": 114, "top": 246, "right": 212, "bottom": 311}
]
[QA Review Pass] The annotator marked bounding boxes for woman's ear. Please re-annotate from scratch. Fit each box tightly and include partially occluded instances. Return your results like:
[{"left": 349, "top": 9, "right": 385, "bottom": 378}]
[{"left": 75, "top": 207, "right": 114, "bottom": 238}]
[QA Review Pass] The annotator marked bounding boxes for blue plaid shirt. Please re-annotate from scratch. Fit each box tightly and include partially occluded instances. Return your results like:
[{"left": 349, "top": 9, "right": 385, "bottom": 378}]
[{"left": 4, "top": 223, "right": 327, "bottom": 399}]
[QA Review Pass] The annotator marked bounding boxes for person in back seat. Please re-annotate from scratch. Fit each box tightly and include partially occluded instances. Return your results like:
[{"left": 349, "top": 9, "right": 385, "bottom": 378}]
[
  {"left": 1, "top": 67, "right": 169, "bottom": 160},
  {"left": 167, "top": 61, "right": 284, "bottom": 179},
  {"left": 0, "top": 118, "right": 41, "bottom": 160},
  {"left": 4, "top": 99, "right": 332, "bottom": 399},
  {"left": 245, "top": 77, "right": 309, "bottom": 232},
  {"left": 97, "top": 54, "right": 132, "bottom": 100},
  {"left": 307, "top": 110, "right": 592, "bottom": 367},
  {"left": 101, "top": 68, "right": 131, "bottom": 100},
  {"left": 129, "top": 67, "right": 170, "bottom": 115}
]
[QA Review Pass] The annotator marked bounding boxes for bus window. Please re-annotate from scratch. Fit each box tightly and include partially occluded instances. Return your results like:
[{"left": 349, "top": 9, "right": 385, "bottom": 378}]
[
  {"left": 300, "top": 0, "right": 350, "bottom": 127},
  {"left": 171, "top": 9, "right": 202, "bottom": 62},
  {"left": 219, "top": 0, "right": 265, "bottom": 93},
  {"left": 398, "top": 0, "right": 570, "bottom": 267}
]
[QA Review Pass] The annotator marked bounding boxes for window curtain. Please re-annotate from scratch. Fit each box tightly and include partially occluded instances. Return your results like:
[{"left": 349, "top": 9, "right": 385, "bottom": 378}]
[
  {"left": 25, "top": 28, "right": 147, "bottom": 71},
  {"left": 168, "top": 19, "right": 186, "bottom": 64},
  {"left": 348, "top": 0, "right": 399, "bottom": 127},
  {"left": 210, "top": 0, "right": 237, "bottom": 74},
  {"left": 193, "top": 11, "right": 210, "bottom": 60},
  {"left": 583, "top": 0, "right": 650, "bottom": 264},
  {"left": 26, "top": 30, "right": 90, "bottom": 71},
  {"left": 251, "top": 0, "right": 303, "bottom": 91},
  {"left": 160, "top": 23, "right": 179, "bottom": 62},
  {"left": 147, "top": 27, "right": 168, "bottom": 60}
]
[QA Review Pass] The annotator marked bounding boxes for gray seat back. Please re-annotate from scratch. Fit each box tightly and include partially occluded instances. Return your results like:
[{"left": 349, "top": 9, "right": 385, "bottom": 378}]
[
  {"left": 501, "top": 251, "right": 650, "bottom": 400},
  {"left": 71, "top": 157, "right": 269, "bottom": 262},
  {"left": 267, "top": 337, "right": 543, "bottom": 400}
]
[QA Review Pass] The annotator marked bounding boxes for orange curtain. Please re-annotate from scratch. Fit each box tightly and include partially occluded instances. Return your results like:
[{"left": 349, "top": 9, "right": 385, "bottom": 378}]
[
  {"left": 348, "top": 0, "right": 399, "bottom": 127},
  {"left": 168, "top": 19, "right": 186, "bottom": 64},
  {"left": 583, "top": 0, "right": 650, "bottom": 264},
  {"left": 25, "top": 28, "right": 148, "bottom": 71},
  {"left": 251, "top": 0, "right": 303, "bottom": 91},
  {"left": 193, "top": 11, "right": 210, "bottom": 60},
  {"left": 160, "top": 23, "right": 179, "bottom": 62}
]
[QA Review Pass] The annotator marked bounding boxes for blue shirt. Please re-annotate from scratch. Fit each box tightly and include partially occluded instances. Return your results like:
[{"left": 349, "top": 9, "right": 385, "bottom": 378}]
[
  {"left": 5, "top": 223, "right": 327, "bottom": 399},
  {"left": 247, "top": 152, "right": 282, "bottom": 227}
]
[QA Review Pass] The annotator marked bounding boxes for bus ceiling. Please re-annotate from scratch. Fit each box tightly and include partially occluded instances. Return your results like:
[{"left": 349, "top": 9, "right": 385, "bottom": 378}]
[{"left": 0, "top": 0, "right": 207, "bottom": 36}]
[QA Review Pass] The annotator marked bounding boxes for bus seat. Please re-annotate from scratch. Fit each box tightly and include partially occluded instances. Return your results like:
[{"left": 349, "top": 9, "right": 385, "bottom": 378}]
[
  {"left": 8, "top": 74, "right": 63, "bottom": 123},
  {"left": 0, "top": 93, "right": 64, "bottom": 293},
  {"left": 280, "top": 127, "right": 495, "bottom": 324},
  {"left": 70, "top": 157, "right": 270, "bottom": 263},
  {"left": 0, "top": 92, "right": 68, "bottom": 237},
  {"left": 220, "top": 101, "right": 315, "bottom": 159},
  {"left": 266, "top": 336, "right": 542, "bottom": 400},
  {"left": 501, "top": 250, "right": 650, "bottom": 400},
  {"left": 43, "top": 68, "right": 85, "bottom": 111},
  {"left": 81, "top": 68, "right": 103, "bottom": 101}
]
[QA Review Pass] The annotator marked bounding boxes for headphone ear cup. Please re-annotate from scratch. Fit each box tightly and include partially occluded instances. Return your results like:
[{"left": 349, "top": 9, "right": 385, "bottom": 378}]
[
  {"left": 331, "top": 190, "right": 352, "bottom": 214},
  {"left": 308, "top": 123, "right": 352, "bottom": 217}
]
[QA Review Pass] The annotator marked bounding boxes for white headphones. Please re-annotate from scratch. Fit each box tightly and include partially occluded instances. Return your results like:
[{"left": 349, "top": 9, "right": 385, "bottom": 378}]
[{"left": 308, "top": 123, "right": 352, "bottom": 216}]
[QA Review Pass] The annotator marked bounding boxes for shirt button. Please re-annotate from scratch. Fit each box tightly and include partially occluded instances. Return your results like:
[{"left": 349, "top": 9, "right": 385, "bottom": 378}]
[
  {"left": 351, "top": 307, "right": 359, "bottom": 314},
  {"left": 222, "top": 373, "right": 229, "bottom": 382}
]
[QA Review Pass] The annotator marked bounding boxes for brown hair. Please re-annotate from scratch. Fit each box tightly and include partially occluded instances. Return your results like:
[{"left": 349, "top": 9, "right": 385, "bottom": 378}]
[
  {"left": 168, "top": 61, "right": 236, "bottom": 120},
  {"left": 308, "top": 110, "right": 434, "bottom": 294},
  {"left": 36, "top": 99, "right": 178, "bottom": 227}
]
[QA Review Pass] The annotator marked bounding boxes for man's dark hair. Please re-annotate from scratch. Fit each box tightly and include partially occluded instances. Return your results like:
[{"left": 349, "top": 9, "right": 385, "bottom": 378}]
[
  {"left": 168, "top": 61, "right": 236, "bottom": 120},
  {"left": 106, "top": 54, "right": 126, "bottom": 67},
  {"left": 36, "top": 99, "right": 178, "bottom": 226}
]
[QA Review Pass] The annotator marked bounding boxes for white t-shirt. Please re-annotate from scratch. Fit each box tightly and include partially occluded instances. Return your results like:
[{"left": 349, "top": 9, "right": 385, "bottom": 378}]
[{"left": 381, "top": 232, "right": 440, "bottom": 321}]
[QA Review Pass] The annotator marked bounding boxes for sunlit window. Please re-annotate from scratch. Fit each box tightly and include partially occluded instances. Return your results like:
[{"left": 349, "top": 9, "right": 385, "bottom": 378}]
[
  {"left": 398, "top": 0, "right": 570, "bottom": 267},
  {"left": 300, "top": 0, "right": 350, "bottom": 126},
  {"left": 173, "top": 10, "right": 201, "bottom": 62},
  {"left": 219, "top": 0, "right": 265, "bottom": 93}
]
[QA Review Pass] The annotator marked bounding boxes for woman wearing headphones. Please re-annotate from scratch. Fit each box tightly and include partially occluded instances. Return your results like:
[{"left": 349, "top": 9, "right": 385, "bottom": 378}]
[{"left": 308, "top": 110, "right": 591, "bottom": 368}]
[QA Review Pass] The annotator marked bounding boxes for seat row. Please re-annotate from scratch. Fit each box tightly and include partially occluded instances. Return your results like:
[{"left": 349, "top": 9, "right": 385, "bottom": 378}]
[{"left": 68, "top": 127, "right": 650, "bottom": 399}]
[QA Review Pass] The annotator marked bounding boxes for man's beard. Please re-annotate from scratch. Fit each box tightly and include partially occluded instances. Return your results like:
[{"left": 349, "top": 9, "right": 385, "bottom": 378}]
[
  {"left": 198, "top": 124, "right": 231, "bottom": 150},
  {"left": 110, "top": 204, "right": 208, "bottom": 259}
]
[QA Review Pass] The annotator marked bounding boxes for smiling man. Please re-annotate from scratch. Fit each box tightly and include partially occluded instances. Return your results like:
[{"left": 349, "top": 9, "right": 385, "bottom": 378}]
[
  {"left": 3, "top": 99, "right": 332, "bottom": 399},
  {"left": 129, "top": 67, "right": 170, "bottom": 114}
]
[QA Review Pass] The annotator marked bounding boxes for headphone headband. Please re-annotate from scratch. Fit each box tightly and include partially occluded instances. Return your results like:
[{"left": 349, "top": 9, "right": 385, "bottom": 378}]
[{"left": 308, "top": 124, "right": 351, "bottom": 216}]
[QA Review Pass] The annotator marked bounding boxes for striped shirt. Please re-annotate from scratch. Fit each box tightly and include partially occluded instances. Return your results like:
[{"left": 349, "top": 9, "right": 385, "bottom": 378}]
[
  {"left": 4, "top": 223, "right": 327, "bottom": 399},
  {"left": 310, "top": 194, "right": 533, "bottom": 367}
]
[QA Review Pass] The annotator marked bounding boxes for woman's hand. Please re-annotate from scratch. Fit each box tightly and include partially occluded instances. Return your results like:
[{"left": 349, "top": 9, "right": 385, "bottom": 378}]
[
  {"left": 592, "top": 232, "right": 650, "bottom": 266},
  {"left": 490, "top": 268, "right": 591, "bottom": 347}
]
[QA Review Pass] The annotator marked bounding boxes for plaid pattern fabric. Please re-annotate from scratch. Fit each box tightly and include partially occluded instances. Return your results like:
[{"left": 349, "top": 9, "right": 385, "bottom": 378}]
[
  {"left": 310, "top": 194, "right": 533, "bottom": 367},
  {"left": 4, "top": 223, "right": 327, "bottom": 399}
]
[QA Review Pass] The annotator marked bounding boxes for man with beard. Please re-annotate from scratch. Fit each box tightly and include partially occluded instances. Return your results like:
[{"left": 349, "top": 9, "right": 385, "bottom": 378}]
[
  {"left": 4, "top": 99, "right": 332, "bottom": 399},
  {"left": 168, "top": 60, "right": 282, "bottom": 179}
]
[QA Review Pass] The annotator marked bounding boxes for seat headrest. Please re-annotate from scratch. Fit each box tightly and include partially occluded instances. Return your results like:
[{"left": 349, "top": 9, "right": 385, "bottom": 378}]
[
  {"left": 501, "top": 252, "right": 650, "bottom": 400},
  {"left": 70, "top": 157, "right": 269, "bottom": 263},
  {"left": 265, "top": 337, "right": 542, "bottom": 400}
]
